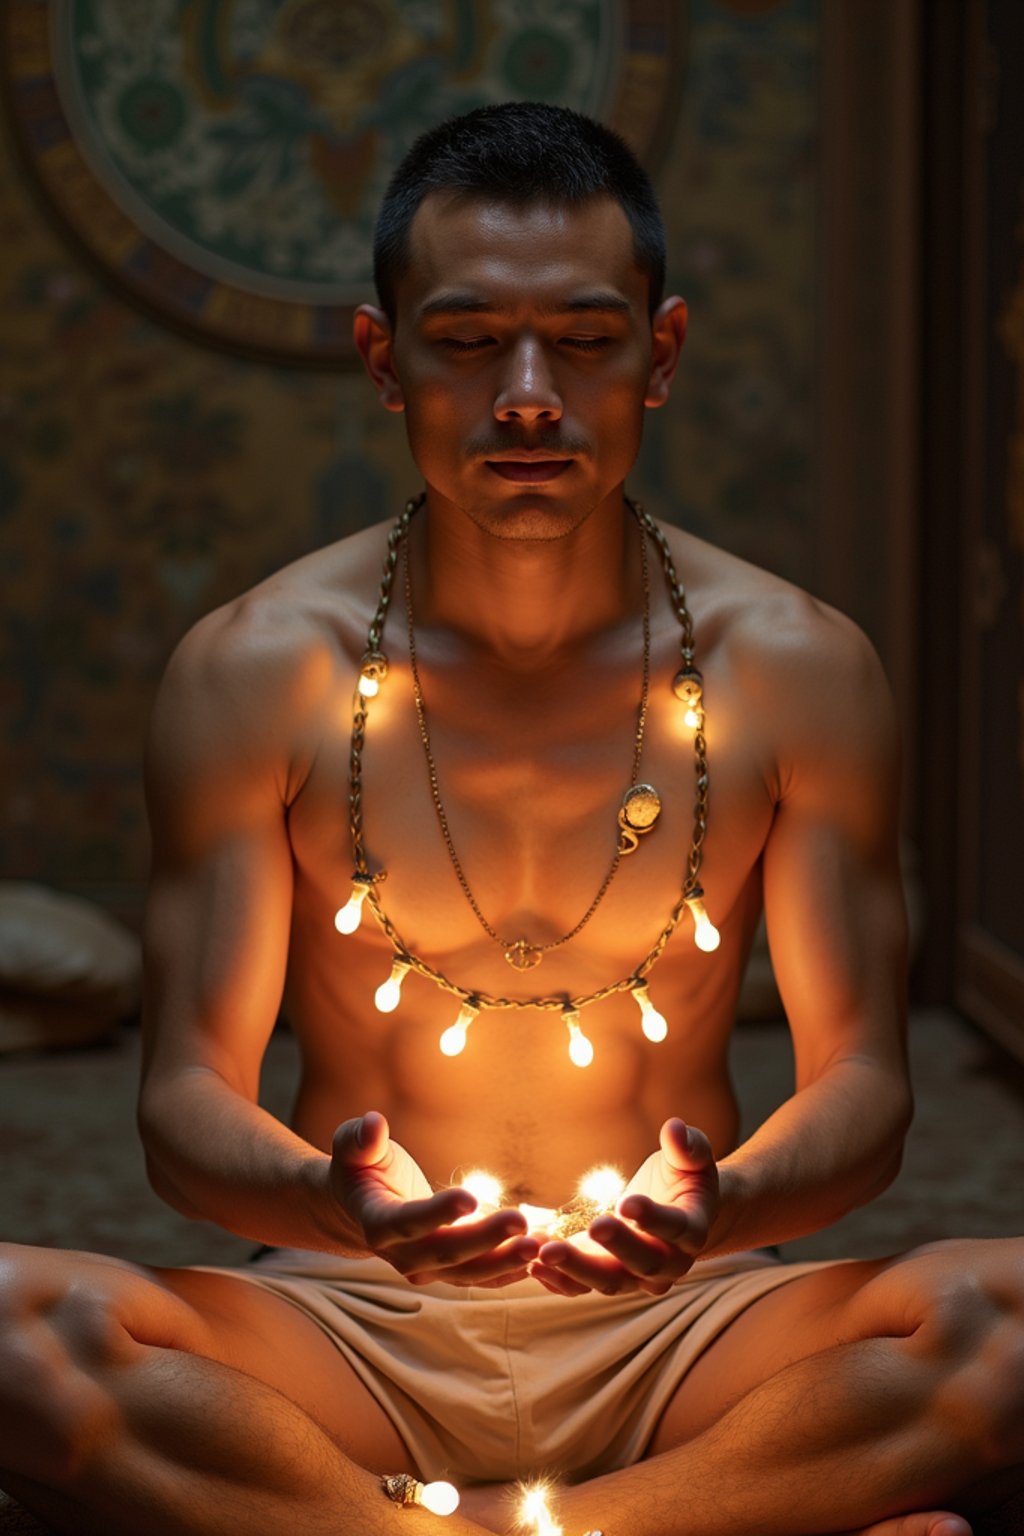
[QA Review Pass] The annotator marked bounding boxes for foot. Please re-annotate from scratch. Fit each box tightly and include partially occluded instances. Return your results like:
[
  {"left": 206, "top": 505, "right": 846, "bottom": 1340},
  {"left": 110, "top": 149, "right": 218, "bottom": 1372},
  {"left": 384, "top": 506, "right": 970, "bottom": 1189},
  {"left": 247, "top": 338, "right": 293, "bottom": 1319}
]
[{"left": 851, "top": 1515, "right": 971, "bottom": 1536}]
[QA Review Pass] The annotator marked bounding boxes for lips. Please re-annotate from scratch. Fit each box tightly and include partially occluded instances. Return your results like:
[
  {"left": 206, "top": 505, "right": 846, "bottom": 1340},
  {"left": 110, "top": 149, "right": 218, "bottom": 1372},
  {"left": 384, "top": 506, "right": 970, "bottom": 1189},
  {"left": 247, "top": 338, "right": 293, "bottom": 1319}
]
[{"left": 485, "top": 459, "right": 573, "bottom": 483}]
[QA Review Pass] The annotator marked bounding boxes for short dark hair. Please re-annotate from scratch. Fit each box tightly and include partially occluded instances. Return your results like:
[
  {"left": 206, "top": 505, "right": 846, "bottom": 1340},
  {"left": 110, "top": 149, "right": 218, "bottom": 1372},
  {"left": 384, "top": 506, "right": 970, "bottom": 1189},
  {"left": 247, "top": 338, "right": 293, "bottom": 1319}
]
[{"left": 373, "top": 101, "right": 666, "bottom": 323}]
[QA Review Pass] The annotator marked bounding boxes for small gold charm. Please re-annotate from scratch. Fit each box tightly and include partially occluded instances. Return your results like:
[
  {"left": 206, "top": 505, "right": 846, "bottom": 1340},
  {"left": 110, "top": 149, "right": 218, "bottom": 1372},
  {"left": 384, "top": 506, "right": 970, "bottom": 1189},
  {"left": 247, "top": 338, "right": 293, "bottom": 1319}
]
[
  {"left": 617, "top": 783, "right": 662, "bottom": 854},
  {"left": 505, "top": 939, "right": 543, "bottom": 971},
  {"left": 672, "top": 667, "right": 703, "bottom": 709},
  {"left": 381, "top": 1473, "right": 419, "bottom": 1507}
]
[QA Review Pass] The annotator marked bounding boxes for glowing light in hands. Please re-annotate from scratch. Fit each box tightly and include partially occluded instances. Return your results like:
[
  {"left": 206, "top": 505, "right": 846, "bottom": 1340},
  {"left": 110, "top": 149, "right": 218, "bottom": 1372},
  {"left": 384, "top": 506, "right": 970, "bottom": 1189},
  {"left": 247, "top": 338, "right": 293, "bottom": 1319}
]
[
  {"left": 518, "top": 1202, "right": 558, "bottom": 1232},
  {"left": 461, "top": 1170, "right": 503, "bottom": 1211},
  {"left": 578, "top": 1166, "right": 626, "bottom": 1210}
]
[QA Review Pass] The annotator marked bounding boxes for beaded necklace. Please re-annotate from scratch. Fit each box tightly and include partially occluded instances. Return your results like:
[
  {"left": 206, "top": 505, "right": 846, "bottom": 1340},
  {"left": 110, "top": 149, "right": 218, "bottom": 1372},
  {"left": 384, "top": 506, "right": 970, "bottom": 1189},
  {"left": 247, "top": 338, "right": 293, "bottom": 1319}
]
[{"left": 334, "top": 494, "right": 719, "bottom": 1068}]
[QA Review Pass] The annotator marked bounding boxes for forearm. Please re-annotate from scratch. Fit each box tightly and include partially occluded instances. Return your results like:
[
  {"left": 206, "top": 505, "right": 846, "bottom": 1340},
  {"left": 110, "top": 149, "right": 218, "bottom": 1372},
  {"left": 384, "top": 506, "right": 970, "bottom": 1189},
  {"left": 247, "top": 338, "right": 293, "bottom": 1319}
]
[
  {"left": 705, "top": 1057, "right": 912, "bottom": 1258},
  {"left": 138, "top": 1067, "right": 366, "bottom": 1255}
]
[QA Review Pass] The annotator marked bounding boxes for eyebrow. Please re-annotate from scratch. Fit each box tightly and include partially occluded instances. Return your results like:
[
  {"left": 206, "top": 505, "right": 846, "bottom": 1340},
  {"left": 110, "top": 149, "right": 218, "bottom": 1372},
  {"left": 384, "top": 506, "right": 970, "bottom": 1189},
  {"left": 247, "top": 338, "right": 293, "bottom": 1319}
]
[{"left": 415, "top": 290, "right": 633, "bottom": 321}]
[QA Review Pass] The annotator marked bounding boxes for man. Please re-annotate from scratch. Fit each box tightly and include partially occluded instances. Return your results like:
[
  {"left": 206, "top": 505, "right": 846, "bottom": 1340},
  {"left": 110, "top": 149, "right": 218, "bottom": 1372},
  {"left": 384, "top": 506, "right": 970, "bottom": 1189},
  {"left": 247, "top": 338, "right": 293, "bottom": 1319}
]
[{"left": 0, "top": 102, "right": 1020, "bottom": 1536}]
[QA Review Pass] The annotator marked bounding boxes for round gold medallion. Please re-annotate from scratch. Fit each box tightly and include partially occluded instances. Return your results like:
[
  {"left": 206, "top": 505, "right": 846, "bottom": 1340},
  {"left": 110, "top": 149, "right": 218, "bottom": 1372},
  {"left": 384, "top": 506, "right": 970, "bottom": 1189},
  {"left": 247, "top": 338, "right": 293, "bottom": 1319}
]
[{"left": 621, "top": 783, "right": 662, "bottom": 831}]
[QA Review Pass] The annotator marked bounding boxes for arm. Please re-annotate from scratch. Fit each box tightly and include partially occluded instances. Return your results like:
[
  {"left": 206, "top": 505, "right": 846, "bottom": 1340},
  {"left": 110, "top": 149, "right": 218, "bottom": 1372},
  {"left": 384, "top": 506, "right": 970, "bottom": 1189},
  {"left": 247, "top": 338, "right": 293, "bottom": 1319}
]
[
  {"left": 533, "top": 600, "right": 912, "bottom": 1294},
  {"left": 138, "top": 599, "right": 534, "bottom": 1276},
  {"left": 137, "top": 599, "right": 356, "bottom": 1250},
  {"left": 708, "top": 604, "right": 912, "bottom": 1255}
]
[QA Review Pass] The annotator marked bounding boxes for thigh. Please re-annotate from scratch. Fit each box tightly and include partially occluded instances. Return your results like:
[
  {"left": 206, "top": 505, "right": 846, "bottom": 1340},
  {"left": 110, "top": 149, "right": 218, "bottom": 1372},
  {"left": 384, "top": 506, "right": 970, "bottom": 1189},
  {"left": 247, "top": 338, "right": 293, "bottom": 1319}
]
[
  {"left": 647, "top": 1236, "right": 1024, "bottom": 1456},
  {"left": 0, "top": 1243, "right": 416, "bottom": 1476}
]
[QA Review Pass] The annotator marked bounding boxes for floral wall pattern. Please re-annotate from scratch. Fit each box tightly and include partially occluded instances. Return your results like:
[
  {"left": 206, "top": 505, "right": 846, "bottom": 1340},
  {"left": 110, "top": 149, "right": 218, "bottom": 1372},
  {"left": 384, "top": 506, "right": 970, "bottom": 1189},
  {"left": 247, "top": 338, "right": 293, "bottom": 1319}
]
[{"left": 0, "top": 0, "right": 819, "bottom": 922}]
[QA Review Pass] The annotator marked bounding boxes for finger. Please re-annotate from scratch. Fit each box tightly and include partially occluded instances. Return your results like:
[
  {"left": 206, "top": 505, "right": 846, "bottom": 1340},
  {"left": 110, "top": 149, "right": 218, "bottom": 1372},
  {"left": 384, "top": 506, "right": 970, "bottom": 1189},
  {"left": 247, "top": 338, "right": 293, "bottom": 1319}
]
[
  {"left": 383, "top": 1209, "right": 530, "bottom": 1273},
  {"left": 332, "top": 1111, "right": 390, "bottom": 1169},
  {"left": 588, "top": 1214, "right": 691, "bottom": 1277},
  {"left": 536, "top": 1241, "right": 642, "bottom": 1296},
  {"left": 362, "top": 1186, "right": 476, "bottom": 1245},
  {"left": 613, "top": 1197, "right": 708, "bottom": 1253},
  {"left": 527, "top": 1261, "right": 594, "bottom": 1297},
  {"left": 845, "top": 1515, "right": 971, "bottom": 1536},
  {"left": 659, "top": 1117, "right": 714, "bottom": 1172},
  {"left": 407, "top": 1234, "right": 540, "bottom": 1287}
]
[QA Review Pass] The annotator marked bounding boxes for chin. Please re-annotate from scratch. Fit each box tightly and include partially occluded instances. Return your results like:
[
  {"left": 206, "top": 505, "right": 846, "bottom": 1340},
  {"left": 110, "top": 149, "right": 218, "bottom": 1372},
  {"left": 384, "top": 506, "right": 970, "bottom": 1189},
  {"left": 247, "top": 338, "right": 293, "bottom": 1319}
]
[{"left": 458, "top": 494, "right": 596, "bottom": 544}]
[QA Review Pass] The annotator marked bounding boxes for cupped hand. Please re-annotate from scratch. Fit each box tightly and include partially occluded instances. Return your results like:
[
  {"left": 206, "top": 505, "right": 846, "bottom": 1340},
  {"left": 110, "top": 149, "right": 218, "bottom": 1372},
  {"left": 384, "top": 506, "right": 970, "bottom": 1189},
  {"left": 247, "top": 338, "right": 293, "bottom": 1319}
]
[
  {"left": 529, "top": 1118, "right": 719, "bottom": 1297},
  {"left": 330, "top": 1111, "right": 538, "bottom": 1286}
]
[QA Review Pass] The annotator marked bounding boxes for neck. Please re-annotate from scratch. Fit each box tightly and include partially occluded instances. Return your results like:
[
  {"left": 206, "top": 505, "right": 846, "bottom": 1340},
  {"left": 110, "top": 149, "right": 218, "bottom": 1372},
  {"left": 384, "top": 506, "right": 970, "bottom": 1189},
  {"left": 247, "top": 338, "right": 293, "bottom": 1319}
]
[{"left": 410, "top": 486, "right": 640, "bottom": 662}]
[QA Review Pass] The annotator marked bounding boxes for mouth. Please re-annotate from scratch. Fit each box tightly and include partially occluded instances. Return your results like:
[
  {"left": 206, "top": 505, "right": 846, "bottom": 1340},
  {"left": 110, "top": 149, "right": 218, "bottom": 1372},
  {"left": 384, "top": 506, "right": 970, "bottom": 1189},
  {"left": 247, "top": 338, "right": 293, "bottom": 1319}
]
[{"left": 484, "top": 458, "right": 574, "bottom": 484}]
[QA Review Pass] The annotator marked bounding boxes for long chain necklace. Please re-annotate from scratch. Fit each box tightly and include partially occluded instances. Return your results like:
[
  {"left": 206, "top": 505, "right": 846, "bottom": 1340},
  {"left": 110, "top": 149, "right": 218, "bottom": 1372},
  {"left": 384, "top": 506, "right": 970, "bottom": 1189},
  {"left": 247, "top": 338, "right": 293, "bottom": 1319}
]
[
  {"left": 335, "top": 494, "right": 720, "bottom": 1069},
  {"left": 405, "top": 516, "right": 660, "bottom": 973}
]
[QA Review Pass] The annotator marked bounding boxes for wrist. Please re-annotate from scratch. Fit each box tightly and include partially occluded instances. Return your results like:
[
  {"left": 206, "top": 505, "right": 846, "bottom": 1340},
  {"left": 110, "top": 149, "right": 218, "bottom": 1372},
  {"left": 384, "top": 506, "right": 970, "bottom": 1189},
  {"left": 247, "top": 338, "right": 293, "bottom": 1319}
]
[
  {"left": 702, "top": 1159, "right": 749, "bottom": 1257},
  {"left": 298, "top": 1153, "right": 370, "bottom": 1256}
]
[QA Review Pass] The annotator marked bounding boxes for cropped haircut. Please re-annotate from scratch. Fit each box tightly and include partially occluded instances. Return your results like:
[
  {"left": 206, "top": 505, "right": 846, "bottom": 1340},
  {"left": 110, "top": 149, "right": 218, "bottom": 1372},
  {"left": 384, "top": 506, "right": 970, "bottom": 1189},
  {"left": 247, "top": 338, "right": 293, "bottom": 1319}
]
[{"left": 373, "top": 101, "right": 666, "bottom": 323}]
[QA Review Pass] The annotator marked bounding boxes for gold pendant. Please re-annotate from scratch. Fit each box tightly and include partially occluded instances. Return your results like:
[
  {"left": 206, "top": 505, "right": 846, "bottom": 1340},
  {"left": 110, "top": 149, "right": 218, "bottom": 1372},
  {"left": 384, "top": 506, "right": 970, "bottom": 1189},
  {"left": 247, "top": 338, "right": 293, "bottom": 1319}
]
[
  {"left": 618, "top": 783, "right": 662, "bottom": 854},
  {"left": 504, "top": 939, "right": 543, "bottom": 971}
]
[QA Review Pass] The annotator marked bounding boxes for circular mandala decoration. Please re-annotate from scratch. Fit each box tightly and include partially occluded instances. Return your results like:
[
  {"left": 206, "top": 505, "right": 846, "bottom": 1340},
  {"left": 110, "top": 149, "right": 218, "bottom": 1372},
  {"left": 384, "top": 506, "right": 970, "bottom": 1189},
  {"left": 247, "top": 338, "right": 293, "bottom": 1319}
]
[{"left": 2, "top": 0, "right": 688, "bottom": 365}]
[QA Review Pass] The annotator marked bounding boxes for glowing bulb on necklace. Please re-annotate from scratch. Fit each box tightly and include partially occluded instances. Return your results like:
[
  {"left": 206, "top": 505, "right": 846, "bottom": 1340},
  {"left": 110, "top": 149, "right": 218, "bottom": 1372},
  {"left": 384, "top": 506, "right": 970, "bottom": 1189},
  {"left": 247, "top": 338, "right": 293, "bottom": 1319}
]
[
  {"left": 334, "top": 876, "right": 373, "bottom": 936},
  {"left": 439, "top": 1000, "right": 478, "bottom": 1057},
  {"left": 374, "top": 956, "right": 411, "bottom": 1013},
  {"left": 564, "top": 1009, "right": 594, "bottom": 1068},
  {"left": 673, "top": 667, "right": 704, "bottom": 732},
  {"left": 685, "top": 889, "right": 721, "bottom": 953},
  {"left": 358, "top": 650, "right": 388, "bottom": 698},
  {"left": 631, "top": 983, "right": 668, "bottom": 1042}
]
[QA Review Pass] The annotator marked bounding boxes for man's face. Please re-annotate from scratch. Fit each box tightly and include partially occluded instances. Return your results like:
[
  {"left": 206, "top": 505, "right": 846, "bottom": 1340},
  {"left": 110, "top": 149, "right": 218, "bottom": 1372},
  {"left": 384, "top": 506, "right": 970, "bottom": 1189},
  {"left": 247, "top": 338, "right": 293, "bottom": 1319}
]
[{"left": 359, "top": 193, "right": 683, "bottom": 541}]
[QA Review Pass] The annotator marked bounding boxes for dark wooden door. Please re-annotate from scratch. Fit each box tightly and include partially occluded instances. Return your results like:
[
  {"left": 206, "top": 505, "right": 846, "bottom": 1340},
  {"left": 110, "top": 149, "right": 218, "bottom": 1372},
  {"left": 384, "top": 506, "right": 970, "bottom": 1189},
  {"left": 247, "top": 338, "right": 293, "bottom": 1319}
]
[{"left": 956, "top": 0, "right": 1024, "bottom": 1058}]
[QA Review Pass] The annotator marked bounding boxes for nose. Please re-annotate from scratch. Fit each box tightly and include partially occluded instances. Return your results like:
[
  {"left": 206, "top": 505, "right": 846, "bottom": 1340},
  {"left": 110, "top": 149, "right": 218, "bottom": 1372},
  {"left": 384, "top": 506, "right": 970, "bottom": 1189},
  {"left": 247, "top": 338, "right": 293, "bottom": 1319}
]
[{"left": 493, "top": 336, "right": 562, "bottom": 424}]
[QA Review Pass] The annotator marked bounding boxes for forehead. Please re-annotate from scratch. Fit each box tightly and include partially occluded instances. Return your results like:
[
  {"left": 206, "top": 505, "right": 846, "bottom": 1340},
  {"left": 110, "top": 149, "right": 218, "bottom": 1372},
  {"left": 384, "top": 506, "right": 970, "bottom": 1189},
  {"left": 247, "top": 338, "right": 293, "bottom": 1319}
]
[{"left": 396, "top": 193, "right": 646, "bottom": 319}]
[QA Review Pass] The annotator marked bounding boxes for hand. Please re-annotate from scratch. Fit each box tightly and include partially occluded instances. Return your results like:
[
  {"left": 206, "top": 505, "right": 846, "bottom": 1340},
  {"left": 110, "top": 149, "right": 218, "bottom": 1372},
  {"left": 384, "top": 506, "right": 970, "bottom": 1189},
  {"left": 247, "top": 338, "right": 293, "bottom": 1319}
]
[
  {"left": 330, "top": 1111, "right": 539, "bottom": 1286},
  {"left": 530, "top": 1118, "right": 719, "bottom": 1297}
]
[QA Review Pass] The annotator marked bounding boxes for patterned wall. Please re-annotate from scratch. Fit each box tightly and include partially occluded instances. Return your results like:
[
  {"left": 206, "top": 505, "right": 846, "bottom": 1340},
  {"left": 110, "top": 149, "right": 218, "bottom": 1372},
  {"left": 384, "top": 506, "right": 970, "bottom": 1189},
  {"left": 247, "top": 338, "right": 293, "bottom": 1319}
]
[{"left": 0, "top": 0, "right": 819, "bottom": 921}]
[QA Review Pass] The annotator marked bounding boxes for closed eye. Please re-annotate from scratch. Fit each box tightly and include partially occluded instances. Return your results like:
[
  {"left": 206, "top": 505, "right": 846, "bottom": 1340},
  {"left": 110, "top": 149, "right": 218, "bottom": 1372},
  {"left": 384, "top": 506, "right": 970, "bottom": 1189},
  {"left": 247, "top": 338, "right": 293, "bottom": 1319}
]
[{"left": 437, "top": 337, "right": 494, "bottom": 352}]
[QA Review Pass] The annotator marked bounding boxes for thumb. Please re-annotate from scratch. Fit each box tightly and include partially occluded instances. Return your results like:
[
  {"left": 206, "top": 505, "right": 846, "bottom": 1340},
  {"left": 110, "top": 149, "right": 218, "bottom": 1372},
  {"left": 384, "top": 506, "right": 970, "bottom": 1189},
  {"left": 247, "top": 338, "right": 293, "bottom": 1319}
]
[
  {"left": 659, "top": 1118, "right": 714, "bottom": 1172},
  {"left": 333, "top": 1110, "right": 390, "bottom": 1168}
]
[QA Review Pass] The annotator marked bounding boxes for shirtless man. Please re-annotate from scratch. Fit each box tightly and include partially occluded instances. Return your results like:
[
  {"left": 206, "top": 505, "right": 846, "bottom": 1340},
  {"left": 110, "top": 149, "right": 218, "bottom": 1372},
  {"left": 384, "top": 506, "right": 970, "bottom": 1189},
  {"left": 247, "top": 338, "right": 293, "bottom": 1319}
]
[{"left": 1, "top": 102, "right": 1021, "bottom": 1536}]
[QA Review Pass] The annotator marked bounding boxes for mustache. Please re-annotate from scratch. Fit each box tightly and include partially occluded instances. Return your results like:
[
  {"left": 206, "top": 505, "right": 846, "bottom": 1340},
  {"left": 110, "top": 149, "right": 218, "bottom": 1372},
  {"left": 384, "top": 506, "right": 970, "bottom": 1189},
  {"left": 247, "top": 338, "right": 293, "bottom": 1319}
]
[{"left": 468, "top": 434, "right": 591, "bottom": 459}]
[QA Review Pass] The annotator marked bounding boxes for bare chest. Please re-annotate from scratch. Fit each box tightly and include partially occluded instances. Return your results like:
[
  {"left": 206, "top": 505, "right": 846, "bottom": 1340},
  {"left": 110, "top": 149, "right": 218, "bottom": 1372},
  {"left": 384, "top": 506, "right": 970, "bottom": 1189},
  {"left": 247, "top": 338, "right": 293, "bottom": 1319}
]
[{"left": 286, "top": 634, "right": 774, "bottom": 1008}]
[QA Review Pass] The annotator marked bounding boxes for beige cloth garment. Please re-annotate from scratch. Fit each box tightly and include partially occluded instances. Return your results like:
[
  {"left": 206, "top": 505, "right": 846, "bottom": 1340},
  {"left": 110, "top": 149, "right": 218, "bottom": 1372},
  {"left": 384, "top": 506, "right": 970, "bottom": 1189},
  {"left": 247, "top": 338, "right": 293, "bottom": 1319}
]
[{"left": 203, "top": 1247, "right": 835, "bottom": 1483}]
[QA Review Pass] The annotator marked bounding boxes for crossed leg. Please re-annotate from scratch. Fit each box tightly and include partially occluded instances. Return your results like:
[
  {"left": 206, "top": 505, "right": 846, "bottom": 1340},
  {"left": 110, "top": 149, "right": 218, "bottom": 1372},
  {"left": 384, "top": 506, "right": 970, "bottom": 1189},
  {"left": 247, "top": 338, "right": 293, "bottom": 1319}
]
[
  {"left": 0, "top": 1243, "right": 487, "bottom": 1536},
  {"left": 536, "top": 1237, "right": 1024, "bottom": 1536},
  {"left": 3, "top": 1238, "right": 1022, "bottom": 1535}
]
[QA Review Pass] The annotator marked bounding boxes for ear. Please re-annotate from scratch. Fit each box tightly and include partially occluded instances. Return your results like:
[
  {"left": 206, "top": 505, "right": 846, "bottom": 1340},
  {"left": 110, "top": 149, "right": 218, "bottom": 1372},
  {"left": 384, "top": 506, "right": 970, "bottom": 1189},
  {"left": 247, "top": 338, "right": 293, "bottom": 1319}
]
[
  {"left": 353, "top": 304, "right": 405, "bottom": 412},
  {"left": 644, "top": 296, "right": 687, "bottom": 409}
]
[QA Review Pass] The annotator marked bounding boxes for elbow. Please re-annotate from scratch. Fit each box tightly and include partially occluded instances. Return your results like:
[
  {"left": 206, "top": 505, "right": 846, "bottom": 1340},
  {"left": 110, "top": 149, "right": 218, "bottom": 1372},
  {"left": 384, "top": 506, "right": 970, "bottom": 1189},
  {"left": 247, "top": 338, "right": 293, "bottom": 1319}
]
[
  {"left": 142, "top": 1150, "right": 204, "bottom": 1219},
  {"left": 857, "top": 1083, "right": 914, "bottom": 1206},
  {"left": 136, "top": 1099, "right": 205, "bottom": 1220}
]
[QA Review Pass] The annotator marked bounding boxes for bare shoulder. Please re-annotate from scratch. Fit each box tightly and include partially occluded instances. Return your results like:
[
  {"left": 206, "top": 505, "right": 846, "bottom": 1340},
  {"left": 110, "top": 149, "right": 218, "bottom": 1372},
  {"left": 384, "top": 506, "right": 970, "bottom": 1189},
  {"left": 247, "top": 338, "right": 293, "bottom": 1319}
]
[
  {"left": 661, "top": 522, "right": 899, "bottom": 792},
  {"left": 147, "top": 520, "right": 396, "bottom": 801}
]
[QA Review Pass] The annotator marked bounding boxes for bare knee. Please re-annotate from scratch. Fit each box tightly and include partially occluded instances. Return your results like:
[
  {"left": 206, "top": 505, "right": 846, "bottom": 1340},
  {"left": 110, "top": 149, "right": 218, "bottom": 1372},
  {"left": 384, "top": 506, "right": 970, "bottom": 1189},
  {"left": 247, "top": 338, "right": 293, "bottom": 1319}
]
[
  {"left": 863, "top": 1239, "right": 1024, "bottom": 1469},
  {"left": 0, "top": 1243, "right": 153, "bottom": 1485}
]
